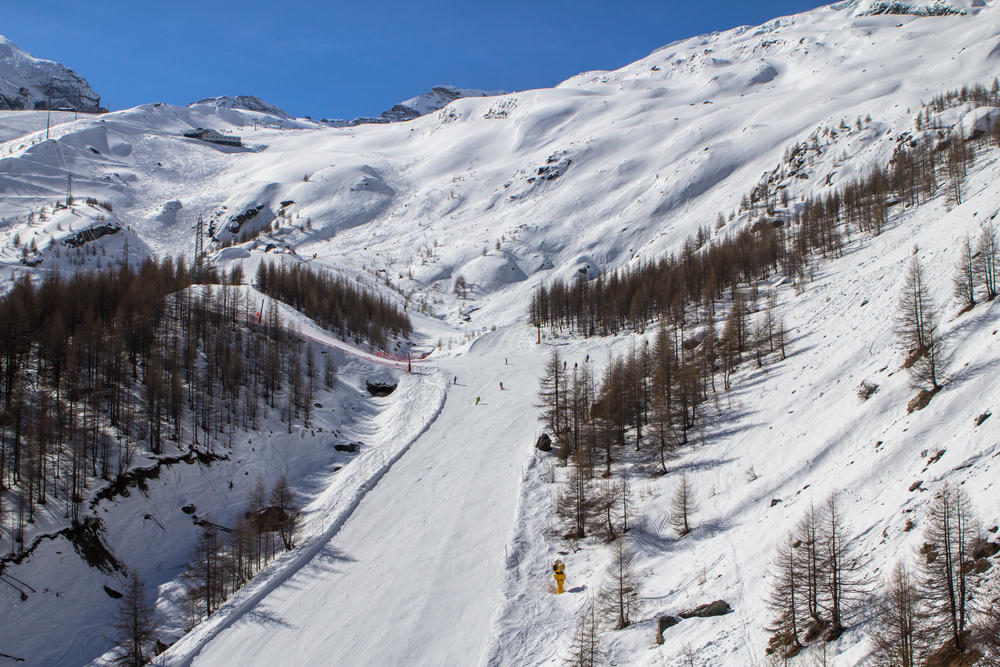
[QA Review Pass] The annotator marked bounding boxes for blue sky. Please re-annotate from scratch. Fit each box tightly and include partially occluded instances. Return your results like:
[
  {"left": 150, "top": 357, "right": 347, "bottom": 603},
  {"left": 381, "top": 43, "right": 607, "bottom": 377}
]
[{"left": 4, "top": 1, "right": 829, "bottom": 119}]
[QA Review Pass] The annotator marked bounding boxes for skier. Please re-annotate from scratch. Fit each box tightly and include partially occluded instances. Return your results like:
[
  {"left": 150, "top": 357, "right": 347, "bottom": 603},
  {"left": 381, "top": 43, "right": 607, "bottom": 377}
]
[
  {"left": 453, "top": 375, "right": 457, "bottom": 385},
  {"left": 499, "top": 382, "right": 504, "bottom": 390},
  {"left": 475, "top": 396, "right": 481, "bottom": 405}
]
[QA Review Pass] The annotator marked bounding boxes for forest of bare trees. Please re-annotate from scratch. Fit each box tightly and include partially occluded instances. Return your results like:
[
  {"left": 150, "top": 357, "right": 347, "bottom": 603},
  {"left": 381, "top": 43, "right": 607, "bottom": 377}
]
[
  {"left": 543, "top": 79, "right": 1000, "bottom": 662},
  {"left": 764, "top": 485, "right": 996, "bottom": 664},
  {"left": 181, "top": 473, "right": 300, "bottom": 627},
  {"left": 255, "top": 260, "right": 411, "bottom": 351},
  {"left": 0, "top": 254, "right": 407, "bottom": 560},
  {"left": 530, "top": 85, "right": 997, "bottom": 341}
]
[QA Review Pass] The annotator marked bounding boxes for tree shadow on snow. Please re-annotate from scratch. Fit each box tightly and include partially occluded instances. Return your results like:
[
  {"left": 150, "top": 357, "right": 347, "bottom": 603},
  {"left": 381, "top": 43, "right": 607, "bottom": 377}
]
[
  {"left": 246, "top": 607, "right": 298, "bottom": 630},
  {"left": 280, "top": 544, "right": 357, "bottom": 590},
  {"left": 662, "top": 458, "right": 736, "bottom": 476}
]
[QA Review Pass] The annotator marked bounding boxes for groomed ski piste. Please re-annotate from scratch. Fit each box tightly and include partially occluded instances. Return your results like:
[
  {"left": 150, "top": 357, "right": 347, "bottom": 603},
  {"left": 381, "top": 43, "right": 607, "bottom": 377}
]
[{"left": 0, "top": 0, "right": 998, "bottom": 664}]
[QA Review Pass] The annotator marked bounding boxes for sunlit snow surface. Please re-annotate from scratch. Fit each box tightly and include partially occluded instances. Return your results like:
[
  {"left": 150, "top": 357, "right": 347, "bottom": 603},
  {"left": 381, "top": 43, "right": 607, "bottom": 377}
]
[{"left": 0, "top": 1, "right": 998, "bottom": 665}]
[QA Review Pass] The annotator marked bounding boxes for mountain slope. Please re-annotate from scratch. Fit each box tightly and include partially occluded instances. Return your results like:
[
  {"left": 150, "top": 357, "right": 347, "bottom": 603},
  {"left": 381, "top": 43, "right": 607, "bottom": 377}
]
[
  {"left": 1, "top": 2, "right": 1000, "bottom": 665},
  {"left": 0, "top": 34, "right": 101, "bottom": 111},
  {"left": 324, "top": 84, "right": 505, "bottom": 126}
]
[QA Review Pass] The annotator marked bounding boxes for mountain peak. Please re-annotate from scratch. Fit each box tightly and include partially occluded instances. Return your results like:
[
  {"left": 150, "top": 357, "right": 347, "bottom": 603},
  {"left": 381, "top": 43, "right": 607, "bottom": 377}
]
[
  {"left": 191, "top": 95, "right": 292, "bottom": 119},
  {"left": 0, "top": 33, "right": 102, "bottom": 111}
]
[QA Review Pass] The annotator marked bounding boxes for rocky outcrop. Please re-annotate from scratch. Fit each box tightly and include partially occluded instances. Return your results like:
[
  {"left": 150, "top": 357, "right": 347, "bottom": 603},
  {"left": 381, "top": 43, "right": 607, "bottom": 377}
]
[
  {"left": 192, "top": 95, "right": 291, "bottom": 118},
  {"left": 0, "top": 34, "right": 102, "bottom": 111},
  {"left": 324, "top": 85, "right": 504, "bottom": 127}
]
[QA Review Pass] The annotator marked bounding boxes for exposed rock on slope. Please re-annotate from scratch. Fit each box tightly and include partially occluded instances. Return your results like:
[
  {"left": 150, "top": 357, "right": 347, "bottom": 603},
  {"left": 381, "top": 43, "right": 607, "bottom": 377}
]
[
  {"left": 326, "top": 84, "right": 504, "bottom": 126},
  {"left": 191, "top": 95, "right": 292, "bottom": 118},
  {"left": 0, "top": 34, "right": 101, "bottom": 111}
]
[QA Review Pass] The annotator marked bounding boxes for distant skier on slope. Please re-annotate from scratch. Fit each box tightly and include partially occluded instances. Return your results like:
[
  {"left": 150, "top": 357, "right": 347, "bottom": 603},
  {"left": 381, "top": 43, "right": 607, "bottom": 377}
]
[
  {"left": 499, "top": 382, "right": 504, "bottom": 390},
  {"left": 475, "top": 396, "right": 480, "bottom": 405}
]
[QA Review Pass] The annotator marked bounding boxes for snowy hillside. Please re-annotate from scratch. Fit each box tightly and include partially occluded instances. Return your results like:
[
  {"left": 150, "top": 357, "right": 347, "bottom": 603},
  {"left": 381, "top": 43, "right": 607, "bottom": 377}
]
[
  {"left": 0, "top": 34, "right": 101, "bottom": 111},
  {"left": 0, "top": 0, "right": 999, "bottom": 665},
  {"left": 191, "top": 96, "right": 292, "bottom": 119},
  {"left": 324, "top": 84, "right": 504, "bottom": 126}
]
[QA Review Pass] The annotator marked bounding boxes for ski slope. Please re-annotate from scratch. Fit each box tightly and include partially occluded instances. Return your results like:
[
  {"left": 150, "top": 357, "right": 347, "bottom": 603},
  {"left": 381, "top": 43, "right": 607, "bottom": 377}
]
[
  {"left": 1, "top": 1, "right": 1000, "bottom": 664},
  {"left": 158, "top": 325, "right": 545, "bottom": 666}
]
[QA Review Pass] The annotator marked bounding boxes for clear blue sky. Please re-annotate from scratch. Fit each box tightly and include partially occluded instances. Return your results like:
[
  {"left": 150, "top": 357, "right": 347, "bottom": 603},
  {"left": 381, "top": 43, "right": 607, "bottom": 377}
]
[{"left": 5, "top": 1, "right": 829, "bottom": 119}]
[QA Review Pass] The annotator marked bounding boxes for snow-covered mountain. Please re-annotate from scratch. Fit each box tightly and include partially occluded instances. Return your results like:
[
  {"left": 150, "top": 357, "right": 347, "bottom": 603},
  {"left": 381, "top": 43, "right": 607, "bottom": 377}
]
[
  {"left": 0, "top": 34, "right": 101, "bottom": 111},
  {"left": 1, "top": 1, "right": 1000, "bottom": 665},
  {"left": 848, "top": 0, "right": 981, "bottom": 15},
  {"left": 190, "top": 95, "right": 292, "bottom": 119},
  {"left": 325, "top": 84, "right": 505, "bottom": 126}
]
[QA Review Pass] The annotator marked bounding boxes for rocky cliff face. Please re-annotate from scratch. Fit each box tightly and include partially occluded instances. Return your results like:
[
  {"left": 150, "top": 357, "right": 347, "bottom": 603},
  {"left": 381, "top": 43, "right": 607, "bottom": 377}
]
[{"left": 0, "top": 34, "right": 102, "bottom": 111}]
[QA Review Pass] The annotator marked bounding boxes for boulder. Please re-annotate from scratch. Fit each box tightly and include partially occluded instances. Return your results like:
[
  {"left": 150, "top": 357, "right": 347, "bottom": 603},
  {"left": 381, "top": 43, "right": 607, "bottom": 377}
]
[
  {"left": 680, "top": 600, "right": 731, "bottom": 618},
  {"left": 335, "top": 442, "right": 361, "bottom": 453},
  {"left": 366, "top": 381, "right": 397, "bottom": 397},
  {"left": 973, "top": 540, "right": 1000, "bottom": 560},
  {"left": 535, "top": 433, "right": 552, "bottom": 452},
  {"left": 655, "top": 615, "right": 681, "bottom": 644}
]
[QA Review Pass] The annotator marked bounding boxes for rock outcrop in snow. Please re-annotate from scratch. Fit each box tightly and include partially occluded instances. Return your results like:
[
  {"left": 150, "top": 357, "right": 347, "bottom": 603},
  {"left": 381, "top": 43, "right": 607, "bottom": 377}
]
[
  {"left": 325, "top": 84, "right": 505, "bottom": 126},
  {"left": 0, "top": 34, "right": 102, "bottom": 111},
  {"left": 191, "top": 95, "right": 292, "bottom": 119},
  {"left": 847, "top": 0, "right": 983, "bottom": 15}
]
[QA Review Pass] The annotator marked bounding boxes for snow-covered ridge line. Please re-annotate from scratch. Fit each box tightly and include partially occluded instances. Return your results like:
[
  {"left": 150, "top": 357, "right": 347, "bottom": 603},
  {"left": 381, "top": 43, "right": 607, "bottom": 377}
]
[
  {"left": 190, "top": 96, "right": 291, "bottom": 119},
  {"left": 323, "top": 84, "right": 505, "bottom": 126},
  {"left": 154, "top": 369, "right": 448, "bottom": 666}
]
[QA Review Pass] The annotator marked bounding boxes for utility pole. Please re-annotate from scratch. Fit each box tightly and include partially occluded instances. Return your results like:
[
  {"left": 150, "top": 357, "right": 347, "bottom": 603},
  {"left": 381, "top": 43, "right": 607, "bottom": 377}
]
[
  {"left": 194, "top": 214, "right": 205, "bottom": 274},
  {"left": 65, "top": 172, "right": 72, "bottom": 206},
  {"left": 46, "top": 108, "right": 51, "bottom": 140},
  {"left": 122, "top": 235, "right": 129, "bottom": 268}
]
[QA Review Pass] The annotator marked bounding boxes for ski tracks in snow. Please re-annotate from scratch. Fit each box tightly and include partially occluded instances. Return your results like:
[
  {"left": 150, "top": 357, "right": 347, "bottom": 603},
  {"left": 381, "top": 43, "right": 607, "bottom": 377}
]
[{"left": 153, "top": 370, "right": 447, "bottom": 667}]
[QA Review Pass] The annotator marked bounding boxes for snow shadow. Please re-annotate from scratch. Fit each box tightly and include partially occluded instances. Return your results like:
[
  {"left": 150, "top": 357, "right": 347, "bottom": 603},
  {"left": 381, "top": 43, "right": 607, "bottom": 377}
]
[
  {"left": 663, "top": 458, "right": 736, "bottom": 476},
  {"left": 245, "top": 607, "right": 298, "bottom": 630}
]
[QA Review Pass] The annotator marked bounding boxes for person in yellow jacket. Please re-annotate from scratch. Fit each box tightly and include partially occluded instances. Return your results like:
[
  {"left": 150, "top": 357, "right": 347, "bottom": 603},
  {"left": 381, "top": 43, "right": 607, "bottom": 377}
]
[{"left": 552, "top": 559, "right": 566, "bottom": 594}]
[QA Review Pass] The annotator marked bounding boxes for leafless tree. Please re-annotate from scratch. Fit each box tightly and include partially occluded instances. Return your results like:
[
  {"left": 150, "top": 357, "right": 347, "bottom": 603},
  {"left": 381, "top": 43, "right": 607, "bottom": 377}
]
[
  {"left": 896, "top": 252, "right": 945, "bottom": 389},
  {"left": 952, "top": 233, "right": 976, "bottom": 310},
  {"left": 555, "top": 456, "right": 594, "bottom": 540},
  {"left": 598, "top": 537, "right": 641, "bottom": 629},
  {"left": 563, "top": 596, "right": 603, "bottom": 667},
  {"left": 670, "top": 474, "right": 697, "bottom": 537},
  {"left": 869, "top": 562, "right": 924, "bottom": 667},
  {"left": 766, "top": 534, "right": 804, "bottom": 659},
  {"left": 109, "top": 571, "right": 157, "bottom": 667},
  {"left": 918, "top": 483, "right": 981, "bottom": 656},
  {"left": 976, "top": 222, "right": 999, "bottom": 300}
]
